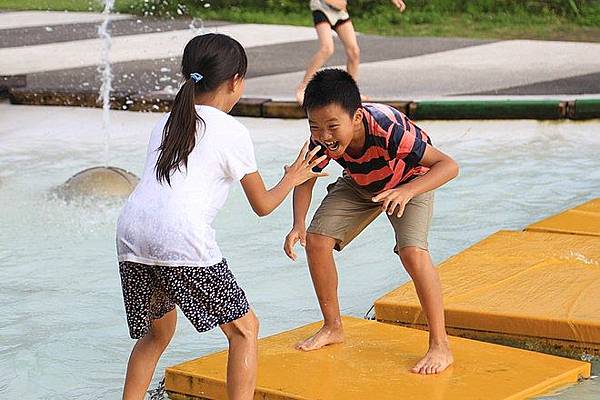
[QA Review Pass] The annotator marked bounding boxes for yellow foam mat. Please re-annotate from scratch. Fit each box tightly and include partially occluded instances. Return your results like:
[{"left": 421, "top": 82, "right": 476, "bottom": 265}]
[
  {"left": 165, "top": 317, "right": 590, "bottom": 400},
  {"left": 526, "top": 198, "right": 600, "bottom": 236},
  {"left": 375, "top": 230, "right": 600, "bottom": 345}
]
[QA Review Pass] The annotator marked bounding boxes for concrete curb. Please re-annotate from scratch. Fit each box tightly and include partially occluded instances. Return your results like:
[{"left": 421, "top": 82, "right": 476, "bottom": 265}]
[
  {"left": 7, "top": 87, "right": 600, "bottom": 120},
  {"left": 1, "top": 75, "right": 26, "bottom": 97}
]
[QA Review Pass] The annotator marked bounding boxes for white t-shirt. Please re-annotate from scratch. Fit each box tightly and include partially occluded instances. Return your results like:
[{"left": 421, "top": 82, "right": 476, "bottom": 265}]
[{"left": 116, "top": 105, "right": 257, "bottom": 267}]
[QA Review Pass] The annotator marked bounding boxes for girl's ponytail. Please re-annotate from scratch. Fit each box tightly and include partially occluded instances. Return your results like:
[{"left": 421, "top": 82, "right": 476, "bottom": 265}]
[
  {"left": 155, "top": 34, "right": 247, "bottom": 186},
  {"left": 155, "top": 77, "right": 201, "bottom": 186}
]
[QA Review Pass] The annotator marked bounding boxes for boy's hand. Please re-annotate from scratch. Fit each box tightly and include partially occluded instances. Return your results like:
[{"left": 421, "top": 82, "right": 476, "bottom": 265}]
[
  {"left": 284, "top": 141, "right": 328, "bottom": 187},
  {"left": 391, "top": 0, "right": 406, "bottom": 12},
  {"left": 284, "top": 226, "right": 307, "bottom": 261},
  {"left": 372, "top": 186, "right": 414, "bottom": 217}
]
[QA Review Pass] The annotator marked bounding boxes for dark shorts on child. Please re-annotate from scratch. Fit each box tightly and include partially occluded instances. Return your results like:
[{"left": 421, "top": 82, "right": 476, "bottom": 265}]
[
  {"left": 307, "top": 175, "right": 434, "bottom": 252},
  {"left": 312, "top": 10, "right": 351, "bottom": 29},
  {"left": 310, "top": 0, "right": 350, "bottom": 29},
  {"left": 118, "top": 259, "right": 249, "bottom": 339}
]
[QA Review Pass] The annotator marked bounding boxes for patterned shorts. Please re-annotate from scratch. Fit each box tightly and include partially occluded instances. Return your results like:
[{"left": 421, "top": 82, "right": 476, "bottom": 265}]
[{"left": 118, "top": 259, "right": 250, "bottom": 339}]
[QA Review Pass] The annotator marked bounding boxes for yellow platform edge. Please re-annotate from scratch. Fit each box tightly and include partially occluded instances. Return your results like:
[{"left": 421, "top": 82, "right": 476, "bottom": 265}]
[
  {"left": 373, "top": 229, "right": 600, "bottom": 351},
  {"left": 165, "top": 370, "right": 306, "bottom": 400},
  {"left": 165, "top": 317, "right": 591, "bottom": 400},
  {"left": 525, "top": 198, "right": 600, "bottom": 237},
  {"left": 374, "top": 300, "right": 600, "bottom": 353},
  {"left": 376, "top": 319, "right": 600, "bottom": 359}
]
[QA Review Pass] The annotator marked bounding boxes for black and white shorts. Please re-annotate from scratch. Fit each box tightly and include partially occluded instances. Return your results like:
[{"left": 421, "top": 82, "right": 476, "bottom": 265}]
[{"left": 118, "top": 259, "right": 250, "bottom": 339}]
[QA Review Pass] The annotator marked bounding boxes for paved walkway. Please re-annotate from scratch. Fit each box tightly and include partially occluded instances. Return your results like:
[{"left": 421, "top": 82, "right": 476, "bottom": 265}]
[{"left": 1, "top": 10, "right": 599, "bottom": 100}]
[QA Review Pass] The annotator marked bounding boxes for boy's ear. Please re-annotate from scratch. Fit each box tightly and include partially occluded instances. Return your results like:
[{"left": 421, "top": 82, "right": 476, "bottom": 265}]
[{"left": 353, "top": 107, "right": 364, "bottom": 124}]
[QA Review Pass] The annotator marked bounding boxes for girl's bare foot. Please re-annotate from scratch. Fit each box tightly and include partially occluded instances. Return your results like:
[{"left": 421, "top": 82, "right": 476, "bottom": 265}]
[
  {"left": 411, "top": 342, "right": 454, "bottom": 374},
  {"left": 360, "top": 94, "right": 371, "bottom": 102},
  {"left": 295, "top": 324, "right": 344, "bottom": 351}
]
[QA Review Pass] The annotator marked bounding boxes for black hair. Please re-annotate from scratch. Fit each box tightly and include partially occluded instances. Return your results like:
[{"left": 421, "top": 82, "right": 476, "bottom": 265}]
[
  {"left": 155, "top": 33, "right": 248, "bottom": 186},
  {"left": 302, "top": 68, "right": 362, "bottom": 117}
]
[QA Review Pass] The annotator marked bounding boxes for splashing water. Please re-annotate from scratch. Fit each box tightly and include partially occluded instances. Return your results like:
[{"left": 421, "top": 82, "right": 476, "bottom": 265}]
[
  {"left": 581, "top": 353, "right": 595, "bottom": 362},
  {"left": 189, "top": 17, "right": 205, "bottom": 36},
  {"left": 562, "top": 251, "right": 599, "bottom": 266},
  {"left": 147, "top": 377, "right": 166, "bottom": 399},
  {"left": 98, "top": 0, "right": 115, "bottom": 166}
]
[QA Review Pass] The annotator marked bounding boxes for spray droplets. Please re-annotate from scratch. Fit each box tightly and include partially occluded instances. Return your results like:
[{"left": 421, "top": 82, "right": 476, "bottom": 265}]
[{"left": 98, "top": 0, "right": 115, "bottom": 166}]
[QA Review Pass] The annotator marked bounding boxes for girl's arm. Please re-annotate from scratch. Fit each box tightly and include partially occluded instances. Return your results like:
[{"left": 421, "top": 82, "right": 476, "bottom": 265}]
[
  {"left": 240, "top": 143, "right": 326, "bottom": 217},
  {"left": 372, "top": 145, "right": 459, "bottom": 217}
]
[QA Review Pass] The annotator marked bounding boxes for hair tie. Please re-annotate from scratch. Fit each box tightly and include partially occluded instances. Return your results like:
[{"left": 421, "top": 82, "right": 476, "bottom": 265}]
[{"left": 190, "top": 73, "right": 204, "bottom": 83}]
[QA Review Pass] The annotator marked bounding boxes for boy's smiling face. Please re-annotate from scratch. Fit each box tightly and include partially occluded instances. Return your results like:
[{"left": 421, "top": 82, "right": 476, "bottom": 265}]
[{"left": 307, "top": 103, "right": 364, "bottom": 158}]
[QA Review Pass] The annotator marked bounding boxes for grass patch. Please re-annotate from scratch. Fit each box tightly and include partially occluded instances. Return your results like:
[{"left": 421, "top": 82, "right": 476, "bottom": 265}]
[
  {"left": 0, "top": 0, "right": 598, "bottom": 42},
  {"left": 0, "top": 0, "right": 102, "bottom": 12},
  {"left": 351, "top": 7, "right": 600, "bottom": 42}
]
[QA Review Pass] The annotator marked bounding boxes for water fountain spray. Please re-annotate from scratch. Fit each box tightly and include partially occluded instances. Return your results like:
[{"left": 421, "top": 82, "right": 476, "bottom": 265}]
[
  {"left": 57, "top": 0, "right": 138, "bottom": 200},
  {"left": 98, "top": 0, "right": 115, "bottom": 167}
]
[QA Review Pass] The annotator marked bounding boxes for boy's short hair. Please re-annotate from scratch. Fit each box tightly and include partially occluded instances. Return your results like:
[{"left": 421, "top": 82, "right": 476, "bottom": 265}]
[{"left": 303, "top": 68, "right": 362, "bottom": 117}]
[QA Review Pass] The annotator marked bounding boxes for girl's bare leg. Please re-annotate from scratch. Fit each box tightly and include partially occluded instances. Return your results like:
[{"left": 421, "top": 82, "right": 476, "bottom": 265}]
[
  {"left": 123, "top": 309, "right": 177, "bottom": 400},
  {"left": 220, "top": 311, "right": 259, "bottom": 400},
  {"left": 334, "top": 20, "right": 360, "bottom": 81},
  {"left": 296, "top": 23, "right": 335, "bottom": 103}
]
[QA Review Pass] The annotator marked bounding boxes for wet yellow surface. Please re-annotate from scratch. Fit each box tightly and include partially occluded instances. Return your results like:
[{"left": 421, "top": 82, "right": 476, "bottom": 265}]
[
  {"left": 526, "top": 198, "right": 600, "bottom": 236},
  {"left": 375, "top": 230, "right": 600, "bottom": 346},
  {"left": 165, "top": 316, "right": 590, "bottom": 400}
]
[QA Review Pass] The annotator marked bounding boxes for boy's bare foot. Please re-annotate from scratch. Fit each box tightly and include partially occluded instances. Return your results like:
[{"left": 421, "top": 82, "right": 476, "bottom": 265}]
[
  {"left": 295, "top": 324, "right": 344, "bottom": 351},
  {"left": 411, "top": 342, "right": 454, "bottom": 374}
]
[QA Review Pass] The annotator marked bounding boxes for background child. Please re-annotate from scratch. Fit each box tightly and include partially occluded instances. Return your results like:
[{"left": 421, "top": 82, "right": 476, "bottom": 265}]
[
  {"left": 284, "top": 69, "right": 458, "bottom": 375},
  {"left": 296, "top": 0, "right": 407, "bottom": 103},
  {"left": 116, "top": 34, "right": 327, "bottom": 400}
]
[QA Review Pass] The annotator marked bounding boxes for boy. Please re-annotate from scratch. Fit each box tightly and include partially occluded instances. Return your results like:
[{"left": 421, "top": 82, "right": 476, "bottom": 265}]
[
  {"left": 284, "top": 69, "right": 458, "bottom": 375},
  {"left": 296, "top": 0, "right": 406, "bottom": 103}
]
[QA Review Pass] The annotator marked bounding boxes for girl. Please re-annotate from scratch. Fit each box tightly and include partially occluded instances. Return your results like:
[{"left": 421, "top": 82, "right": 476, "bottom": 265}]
[
  {"left": 116, "top": 33, "right": 327, "bottom": 400},
  {"left": 296, "top": 0, "right": 407, "bottom": 103}
]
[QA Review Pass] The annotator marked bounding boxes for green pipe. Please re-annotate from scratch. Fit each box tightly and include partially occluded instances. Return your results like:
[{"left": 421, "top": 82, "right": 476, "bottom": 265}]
[
  {"left": 410, "top": 100, "right": 566, "bottom": 120},
  {"left": 571, "top": 99, "right": 600, "bottom": 120}
]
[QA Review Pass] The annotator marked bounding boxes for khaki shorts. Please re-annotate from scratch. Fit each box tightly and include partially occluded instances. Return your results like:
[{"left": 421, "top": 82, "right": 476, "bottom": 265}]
[{"left": 307, "top": 175, "right": 434, "bottom": 252}]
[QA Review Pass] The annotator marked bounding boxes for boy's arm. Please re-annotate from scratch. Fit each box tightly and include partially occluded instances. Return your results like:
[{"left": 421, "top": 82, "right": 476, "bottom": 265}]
[
  {"left": 373, "top": 144, "right": 459, "bottom": 217},
  {"left": 293, "top": 177, "right": 317, "bottom": 229},
  {"left": 284, "top": 177, "right": 317, "bottom": 261},
  {"left": 402, "top": 144, "right": 458, "bottom": 195}
]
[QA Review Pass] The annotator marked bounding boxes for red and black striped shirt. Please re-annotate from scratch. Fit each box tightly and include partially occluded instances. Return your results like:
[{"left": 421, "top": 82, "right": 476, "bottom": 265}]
[{"left": 310, "top": 103, "right": 431, "bottom": 194}]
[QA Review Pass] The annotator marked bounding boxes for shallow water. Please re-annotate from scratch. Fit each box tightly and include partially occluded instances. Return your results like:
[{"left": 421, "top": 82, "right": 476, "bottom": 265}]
[{"left": 0, "top": 104, "right": 598, "bottom": 399}]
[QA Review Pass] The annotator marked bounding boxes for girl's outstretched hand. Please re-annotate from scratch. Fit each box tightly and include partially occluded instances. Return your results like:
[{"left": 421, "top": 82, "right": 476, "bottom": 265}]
[{"left": 284, "top": 141, "right": 328, "bottom": 187}]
